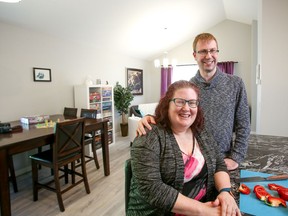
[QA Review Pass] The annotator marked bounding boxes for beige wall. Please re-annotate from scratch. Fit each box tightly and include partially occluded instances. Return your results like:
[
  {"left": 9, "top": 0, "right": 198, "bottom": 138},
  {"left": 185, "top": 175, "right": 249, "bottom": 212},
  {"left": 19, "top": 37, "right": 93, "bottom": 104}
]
[{"left": 0, "top": 22, "right": 151, "bottom": 130}]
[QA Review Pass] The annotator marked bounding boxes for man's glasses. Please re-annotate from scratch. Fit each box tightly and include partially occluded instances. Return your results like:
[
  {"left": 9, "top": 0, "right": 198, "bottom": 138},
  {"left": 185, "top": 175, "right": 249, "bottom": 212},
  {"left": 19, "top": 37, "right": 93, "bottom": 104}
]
[
  {"left": 196, "top": 49, "right": 219, "bottom": 56},
  {"left": 170, "top": 98, "right": 199, "bottom": 108}
]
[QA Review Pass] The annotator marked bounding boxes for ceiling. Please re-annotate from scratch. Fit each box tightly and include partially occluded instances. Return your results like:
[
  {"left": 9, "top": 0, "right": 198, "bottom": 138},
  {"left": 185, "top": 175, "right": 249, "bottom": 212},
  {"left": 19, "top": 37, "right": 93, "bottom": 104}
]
[{"left": 0, "top": 0, "right": 258, "bottom": 60}]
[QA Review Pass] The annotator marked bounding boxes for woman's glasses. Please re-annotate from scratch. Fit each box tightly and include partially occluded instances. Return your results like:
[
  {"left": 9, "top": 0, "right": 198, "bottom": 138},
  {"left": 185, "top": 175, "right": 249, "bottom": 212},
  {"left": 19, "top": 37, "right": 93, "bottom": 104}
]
[{"left": 170, "top": 98, "right": 199, "bottom": 108}]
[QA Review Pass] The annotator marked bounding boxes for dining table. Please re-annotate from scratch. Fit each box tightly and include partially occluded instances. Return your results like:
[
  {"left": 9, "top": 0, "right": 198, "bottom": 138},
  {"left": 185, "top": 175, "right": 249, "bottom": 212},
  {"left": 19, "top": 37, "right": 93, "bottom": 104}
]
[{"left": 0, "top": 114, "right": 110, "bottom": 216}]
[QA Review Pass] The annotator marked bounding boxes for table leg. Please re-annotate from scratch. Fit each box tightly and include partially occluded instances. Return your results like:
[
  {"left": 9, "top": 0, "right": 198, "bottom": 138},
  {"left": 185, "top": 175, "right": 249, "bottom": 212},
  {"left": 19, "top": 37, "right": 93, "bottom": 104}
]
[
  {"left": 101, "top": 122, "right": 110, "bottom": 176},
  {"left": 0, "top": 149, "right": 11, "bottom": 216}
]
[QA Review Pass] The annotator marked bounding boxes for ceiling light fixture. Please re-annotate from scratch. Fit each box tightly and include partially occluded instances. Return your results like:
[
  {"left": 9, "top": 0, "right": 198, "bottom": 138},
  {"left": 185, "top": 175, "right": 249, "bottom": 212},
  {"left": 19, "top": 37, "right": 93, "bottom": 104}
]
[
  {"left": 154, "top": 52, "right": 177, "bottom": 68},
  {"left": 154, "top": 27, "right": 177, "bottom": 68},
  {"left": 0, "top": 0, "right": 21, "bottom": 3}
]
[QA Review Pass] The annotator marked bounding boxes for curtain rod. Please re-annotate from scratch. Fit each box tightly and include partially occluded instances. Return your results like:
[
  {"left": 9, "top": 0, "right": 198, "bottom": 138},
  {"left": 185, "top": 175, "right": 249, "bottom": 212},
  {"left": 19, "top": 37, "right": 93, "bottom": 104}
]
[
  {"left": 176, "top": 64, "right": 198, "bottom": 66},
  {"left": 218, "top": 61, "right": 238, "bottom": 63}
]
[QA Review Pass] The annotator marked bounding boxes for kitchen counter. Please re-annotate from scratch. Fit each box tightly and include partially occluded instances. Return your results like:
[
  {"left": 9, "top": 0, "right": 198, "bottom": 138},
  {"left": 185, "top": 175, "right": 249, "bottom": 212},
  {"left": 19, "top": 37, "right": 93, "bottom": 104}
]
[{"left": 230, "top": 134, "right": 288, "bottom": 214}]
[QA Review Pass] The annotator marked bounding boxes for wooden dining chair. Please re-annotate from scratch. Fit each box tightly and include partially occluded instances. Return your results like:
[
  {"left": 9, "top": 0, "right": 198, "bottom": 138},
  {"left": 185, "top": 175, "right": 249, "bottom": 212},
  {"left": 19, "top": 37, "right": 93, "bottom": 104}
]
[
  {"left": 79, "top": 108, "right": 100, "bottom": 169},
  {"left": 63, "top": 107, "right": 78, "bottom": 118},
  {"left": 29, "top": 118, "right": 90, "bottom": 212},
  {"left": 37, "top": 107, "right": 78, "bottom": 169}
]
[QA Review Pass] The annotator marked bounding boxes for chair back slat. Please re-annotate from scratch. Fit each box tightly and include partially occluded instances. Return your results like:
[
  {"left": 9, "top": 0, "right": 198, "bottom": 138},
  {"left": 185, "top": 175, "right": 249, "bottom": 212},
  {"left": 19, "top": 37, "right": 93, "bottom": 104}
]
[
  {"left": 78, "top": 108, "right": 100, "bottom": 169},
  {"left": 54, "top": 118, "right": 85, "bottom": 163},
  {"left": 80, "top": 108, "right": 97, "bottom": 119},
  {"left": 63, "top": 107, "right": 78, "bottom": 118}
]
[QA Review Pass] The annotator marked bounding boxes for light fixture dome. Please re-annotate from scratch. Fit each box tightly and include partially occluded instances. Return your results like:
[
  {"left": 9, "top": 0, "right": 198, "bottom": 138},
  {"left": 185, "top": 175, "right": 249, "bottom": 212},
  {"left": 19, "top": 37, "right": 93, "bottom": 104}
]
[{"left": 154, "top": 54, "right": 177, "bottom": 68}]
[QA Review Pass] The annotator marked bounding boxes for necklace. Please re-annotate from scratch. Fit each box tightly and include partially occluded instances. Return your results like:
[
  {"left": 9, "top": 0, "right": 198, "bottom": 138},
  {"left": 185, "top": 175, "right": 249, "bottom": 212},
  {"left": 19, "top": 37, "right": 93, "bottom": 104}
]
[{"left": 180, "top": 133, "right": 196, "bottom": 158}]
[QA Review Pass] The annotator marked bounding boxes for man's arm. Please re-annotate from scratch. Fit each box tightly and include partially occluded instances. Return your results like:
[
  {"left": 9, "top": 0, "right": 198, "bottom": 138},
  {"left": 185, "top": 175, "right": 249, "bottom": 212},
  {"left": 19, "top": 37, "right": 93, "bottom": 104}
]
[
  {"left": 224, "top": 158, "right": 239, "bottom": 171},
  {"left": 136, "top": 115, "right": 156, "bottom": 136},
  {"left": 231, "top": 79, "right": 251, "bottom": 164}
]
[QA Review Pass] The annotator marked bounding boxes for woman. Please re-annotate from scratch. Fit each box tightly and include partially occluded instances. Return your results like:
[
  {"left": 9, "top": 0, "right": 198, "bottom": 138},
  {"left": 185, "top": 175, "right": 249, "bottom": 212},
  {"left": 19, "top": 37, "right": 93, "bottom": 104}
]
[{"left": 127, "top": 80, "right": 240, "bottom": 216}]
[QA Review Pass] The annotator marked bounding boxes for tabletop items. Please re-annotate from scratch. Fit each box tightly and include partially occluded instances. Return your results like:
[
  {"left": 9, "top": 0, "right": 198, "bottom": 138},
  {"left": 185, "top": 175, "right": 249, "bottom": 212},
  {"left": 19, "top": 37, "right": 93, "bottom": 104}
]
[
  {"left": 20, "top": 115, "right": 50, "bottom": 124},
  {"left": 236, "top": 174, "right": 288, "bottom": 183},
  {"left": 0, "top": 122, "right": 12, "bottom": 133},
  {"left": 35, "top": 119, "right": 60, "bottom": 129},
  {"left": 0, "top": 122, "right": 23, "bottom": 133}
]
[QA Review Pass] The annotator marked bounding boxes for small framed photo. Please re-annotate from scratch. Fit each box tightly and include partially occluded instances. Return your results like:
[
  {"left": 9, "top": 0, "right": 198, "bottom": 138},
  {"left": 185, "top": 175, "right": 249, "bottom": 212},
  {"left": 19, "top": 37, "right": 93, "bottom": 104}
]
[
  {"left": 33, "top": 68, "right": 51, "bottom": 82},
  {"left": 127, "top": 68, "right": 143, "bottom": 95}
]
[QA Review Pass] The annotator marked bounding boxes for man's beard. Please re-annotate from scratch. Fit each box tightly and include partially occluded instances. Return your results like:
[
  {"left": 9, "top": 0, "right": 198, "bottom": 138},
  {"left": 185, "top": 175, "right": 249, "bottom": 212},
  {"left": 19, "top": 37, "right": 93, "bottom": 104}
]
[
  {"left": 204, "top": 68, "right": 214, "bottom": 73},
  {"left": 201, "top": 60, "right": 216, "bottom": 74},
  {"left": 203, "top": 65, "right": 216, "bottom": 74}
]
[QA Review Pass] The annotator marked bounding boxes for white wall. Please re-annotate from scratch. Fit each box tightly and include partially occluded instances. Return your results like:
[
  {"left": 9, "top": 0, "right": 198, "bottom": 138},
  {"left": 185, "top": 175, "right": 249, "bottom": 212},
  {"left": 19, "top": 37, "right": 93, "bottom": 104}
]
[
  {"left": 258, "top": 0, "right": 288, "bottom": 136},
  {"left": 251, "top": 20, "right": 258, "bottom": 133},
  {"left": 0, "top": 21, "right": 152, "bottom": 173}
]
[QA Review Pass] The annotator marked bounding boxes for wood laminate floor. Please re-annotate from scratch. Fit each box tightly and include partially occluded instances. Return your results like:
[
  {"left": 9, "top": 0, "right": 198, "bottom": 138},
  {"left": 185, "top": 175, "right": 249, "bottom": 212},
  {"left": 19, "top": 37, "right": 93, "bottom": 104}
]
[{"left": 10, "top": 134, "right": 131, "bottom": 216}]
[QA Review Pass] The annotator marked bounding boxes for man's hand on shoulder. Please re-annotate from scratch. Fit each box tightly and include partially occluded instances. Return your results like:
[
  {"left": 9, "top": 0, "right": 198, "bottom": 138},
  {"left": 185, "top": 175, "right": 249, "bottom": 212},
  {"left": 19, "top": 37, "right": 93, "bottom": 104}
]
[
  {"left": 136, "top": 115, "right": 156, "bottom": 136},
  {"left": 224, "top": 158, "right": 239, "bottom": 171}
]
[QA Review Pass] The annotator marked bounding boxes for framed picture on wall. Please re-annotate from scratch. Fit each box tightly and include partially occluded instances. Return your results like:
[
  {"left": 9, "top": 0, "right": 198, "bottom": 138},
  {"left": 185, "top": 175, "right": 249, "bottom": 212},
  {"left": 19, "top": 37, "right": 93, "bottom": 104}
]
[
  {"left": 33, "top": 68, "right": 51, "bottom": 82},
  {"left": 127, "top": 68, "right": 143, "bottom": 95}
]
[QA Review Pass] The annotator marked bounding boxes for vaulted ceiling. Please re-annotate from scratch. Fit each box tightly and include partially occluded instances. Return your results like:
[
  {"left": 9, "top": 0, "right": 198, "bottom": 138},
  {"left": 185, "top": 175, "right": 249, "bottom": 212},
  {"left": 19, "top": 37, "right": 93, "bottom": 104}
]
[{"left": 0, "top": 0, "right": 258, "bottom": 60}]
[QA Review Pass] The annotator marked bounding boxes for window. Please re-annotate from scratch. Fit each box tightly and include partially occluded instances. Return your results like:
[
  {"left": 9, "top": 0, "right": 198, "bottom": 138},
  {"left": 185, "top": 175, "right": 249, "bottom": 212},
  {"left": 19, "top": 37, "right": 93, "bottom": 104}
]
[{"left": 172, "top": 64, "right": 199, "bottom": 83}]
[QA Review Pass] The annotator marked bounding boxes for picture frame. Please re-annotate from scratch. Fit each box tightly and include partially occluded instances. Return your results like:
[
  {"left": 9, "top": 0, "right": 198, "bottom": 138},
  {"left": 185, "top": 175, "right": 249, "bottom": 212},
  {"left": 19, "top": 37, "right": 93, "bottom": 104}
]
[
  {"left": 127, "top": 68, "right": 143, "bottom": 95},
  {"left": 33, "top": 68, "right": 51, "bottom": 82}
]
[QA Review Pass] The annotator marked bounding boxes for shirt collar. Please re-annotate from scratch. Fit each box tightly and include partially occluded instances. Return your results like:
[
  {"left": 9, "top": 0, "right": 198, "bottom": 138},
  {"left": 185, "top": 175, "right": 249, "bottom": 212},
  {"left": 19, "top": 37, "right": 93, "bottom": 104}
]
[{"left": 194, "top": 67, "right": 224, "bottom": 89}]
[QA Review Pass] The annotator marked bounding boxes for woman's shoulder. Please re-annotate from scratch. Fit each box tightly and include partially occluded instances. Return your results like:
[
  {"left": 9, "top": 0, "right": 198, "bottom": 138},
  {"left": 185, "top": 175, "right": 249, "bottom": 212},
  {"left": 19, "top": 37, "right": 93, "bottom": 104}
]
[{"left": 131, "top": 124, "right": 175, "bottom": 156}]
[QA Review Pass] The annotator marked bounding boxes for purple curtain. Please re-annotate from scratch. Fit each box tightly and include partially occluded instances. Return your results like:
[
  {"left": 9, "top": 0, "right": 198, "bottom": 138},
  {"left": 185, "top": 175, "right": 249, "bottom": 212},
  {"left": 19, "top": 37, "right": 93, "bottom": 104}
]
[
  {"left": 217, "top": 61, "right": 235, "bottom": 75},
  {"left": 160, "top": 66, "right": 173, "bottom": 98}
]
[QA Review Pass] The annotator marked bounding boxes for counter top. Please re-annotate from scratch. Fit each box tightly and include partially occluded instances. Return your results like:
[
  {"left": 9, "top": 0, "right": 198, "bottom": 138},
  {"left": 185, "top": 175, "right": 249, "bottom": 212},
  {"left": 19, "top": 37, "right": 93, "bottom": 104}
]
[{"left": 230, "top": 134, "right": 288, "bottom": 215}]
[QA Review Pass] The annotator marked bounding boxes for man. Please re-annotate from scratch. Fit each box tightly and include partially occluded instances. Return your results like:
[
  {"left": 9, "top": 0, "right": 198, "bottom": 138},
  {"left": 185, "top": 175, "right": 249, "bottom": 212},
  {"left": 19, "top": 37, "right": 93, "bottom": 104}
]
[{"left": 137, "top": 33, "right": 251, "bottom": 170}]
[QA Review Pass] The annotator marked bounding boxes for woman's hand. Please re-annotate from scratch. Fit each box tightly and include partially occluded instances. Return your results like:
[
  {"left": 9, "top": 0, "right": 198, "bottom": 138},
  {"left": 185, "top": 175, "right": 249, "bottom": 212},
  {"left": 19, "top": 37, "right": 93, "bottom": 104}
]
[
  {"left": 212, "top": 192, "right": 241, "bottom": 216},
  {"left": 201, "top": 201, "right": 222, "bottom": 215},
  {"left": 173, "top": 195, "right": 222, "bottom": 216},
  {"left": 136, "top": 115, "right": 156, "bottom": 136}
]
